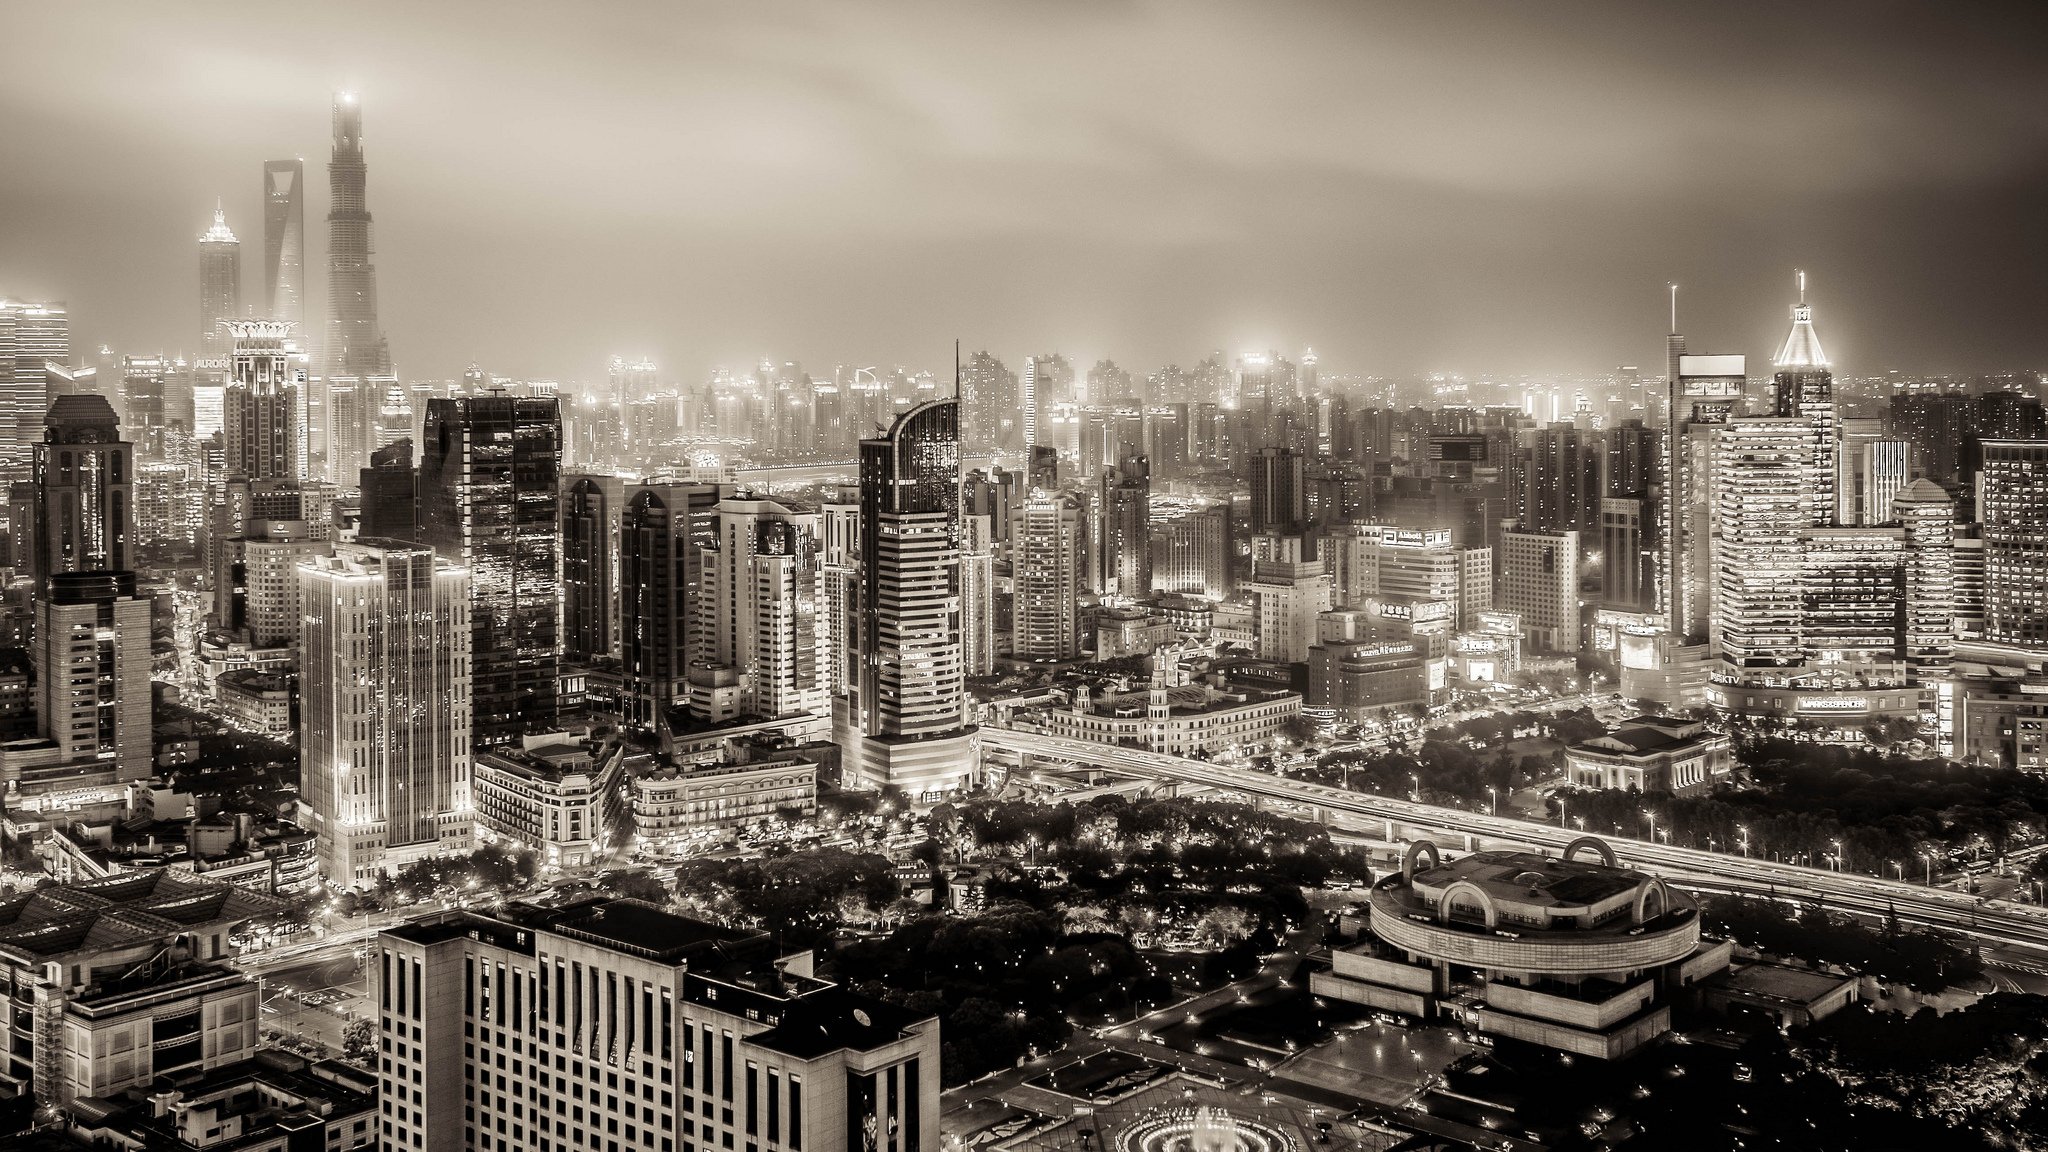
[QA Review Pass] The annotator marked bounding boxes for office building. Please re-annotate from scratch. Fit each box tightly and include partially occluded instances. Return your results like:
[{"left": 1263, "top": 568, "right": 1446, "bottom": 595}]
[
  {"left": 0, "top": 299, "right": 69, "bottom": 469},
  {"left": 1249, "top": 445, "right": 1305, "bottom": 534},
  {"left": 1098, "top": 450, "right": 1151, "bottom": 598},
  {"left": 64, "top": 1051, "right": 375, "bottom": 1152},
  {"left": 0, "top": 872, "right": 284, "bottom": 1105},
  {"left": 376, "top": 899, "right": 939, "bottom": 1152},
  {"left": 472, "top": 733, "right": 628, "bottom": 871},
  {"left": 960, "top": 512, "right": 996, "bottom": 677},
  {"left": 198, "top": 202, "right": 241, "bottom": 357},
  {"left": 299, "top": 540, "right": 473, "bottom": 885},
  {"left": 359, "top": 438, "right": 418, "bottom": 540},
  {"left": 1771, "top": 273, "right": 1835, "bottom": 527},
  {"left": 419, "top": 394, "right": 563, "bottom": 747},
  {"left": 815, "top": 491, "right": 859, "bottom": 697},
  {"left": 1248, "top": 556, "right": 1331, "bottom": 663},
  {"left": 1524, "top": 425, "right": 1603, "bottom": 535},
  {"left": 620, "top": 481, "right": 728, "bottom": 727},
  {"left": 561, "top": 474, "right": 625, "bottom": 663},
  {"left": 263, "top": 158, "right": 307, "bottom": 331},
  {"left": 1499, "top": 529, "right": 1579, "bottom": 652},
  {"left": 1663, "top": 349, "right": 1746, "bottom": 642},
  {"left": 840, "top": 399, "right": 976, "bottom": 799},
  {"left": 325, "top": 93, "right": 390, "bottom": 378},
  {"left": 1011, "top": 491, "right": 1087, "bottom": 662},
  {"left": 25, "top": 394, "right": 132, "bottom": 588},
  {"left": 1980, "top": 441, "right": 2048, "bottom": 649},
  {"left": 1895, "top": 479, "right": 1956, "bottom": 684},
  {"left": 1712, "top": 418, "right": 1810, "bottom": 669},
  {"left": 215, "top": 518, "right": 323, "bottom": 650},
  {"left": 223, "top": 320, "right": 302, "bottom": 481},
  {"left": 1148, "top": 505, "right": 1229, "bottom": 600}
]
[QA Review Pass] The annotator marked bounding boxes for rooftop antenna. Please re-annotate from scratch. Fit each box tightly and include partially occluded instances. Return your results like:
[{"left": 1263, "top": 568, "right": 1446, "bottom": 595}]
[
  {"left": 1668, "top": 283, "right": 1678, "bottom": 335},
  {"left": 1797, "top": 268, "right": 1807, "bottom": 305},
  {"left": 954, "top": 339, "right": 961, "bottom": 400}
]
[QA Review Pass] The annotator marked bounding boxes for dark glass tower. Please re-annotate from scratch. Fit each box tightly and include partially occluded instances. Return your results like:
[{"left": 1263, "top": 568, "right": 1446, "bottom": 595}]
[
  {"left": 326, "top": 93, "right": 390, "bottom": 377},
  {"left": 419, "top": 394, "right": 561, "bottom": 746}
]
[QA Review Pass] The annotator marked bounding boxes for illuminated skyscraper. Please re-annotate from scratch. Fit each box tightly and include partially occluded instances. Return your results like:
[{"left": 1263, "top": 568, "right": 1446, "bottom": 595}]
[
  {"left": 1894, "top": 478, "right": 1956, "bottom": 685},
  {"left": 1711, "top": 417, "right": 1811, "bottom": 669},
  {"left": 0, "top": 299, "right": 70, "bottom": 469},
  {"left": 418, "top": 395, "right": 561, "bottom": 746},
  {"left": 325, "top": 93, "right": 390, "bottom": 378},
  {"left": 23, "top": 572, "right": 152, "bottom": 790},
  {"left": 841, "top": 399, "right": 976, "bottom": 798},
  {"left": 1772, "top": 271, "right": 1835, "bottom": 527},
  {"left": 1663, "top": 350, "right": 1745, "bottom": 641},
  {"left": 619, "top": 480, "right": 727, "bottom": 727},
  {"left": 1099, "top": 449, "right": 1151, "bottom": 597},
  {"left": 27, "top": 395, "right": 131, "bottom": 587},
  {"left": 704, "top": 497, "right": 816, "bottom": 718},
  {"left": 1011, "top": 491, "right": 1086, "bottom": 662},
  {"left": 223, "top": 320, "right": 302, "bottom": 481},
  {"left": 1980, "top": 441, "right": 2048, "bottom": 650},
  {"left": 559, "top": 474, "right": 623, "bottom": 663},
  {"left": 299, "top": 541, "right": 472, "bottom": 883},
  {"left": 198, "top": 202, "right": 241, "bottom": 357},
  {"left": 262, "top": 159, "right": 306, "bottom": 331}
]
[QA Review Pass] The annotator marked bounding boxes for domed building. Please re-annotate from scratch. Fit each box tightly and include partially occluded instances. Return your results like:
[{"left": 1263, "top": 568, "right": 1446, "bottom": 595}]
[{"left": 1312, "top": 836, "right": 1730, "bottom": 1059}]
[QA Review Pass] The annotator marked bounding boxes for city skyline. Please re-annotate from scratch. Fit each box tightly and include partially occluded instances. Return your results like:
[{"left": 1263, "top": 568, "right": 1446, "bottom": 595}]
[{"left": 5, "top": 2, "right": 2048, "bottom": 382}]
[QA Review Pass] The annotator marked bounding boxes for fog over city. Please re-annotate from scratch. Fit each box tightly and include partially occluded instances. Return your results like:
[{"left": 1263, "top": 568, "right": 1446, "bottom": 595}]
[{"left": 7, "top": 0, "right": 2048, "bottom": 380}]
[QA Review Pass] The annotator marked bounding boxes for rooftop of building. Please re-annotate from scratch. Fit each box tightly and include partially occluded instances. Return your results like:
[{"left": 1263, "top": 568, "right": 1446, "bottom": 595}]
[
  {"left": 1712, "top": 961, "right": 1855, "bottom": 1006},
  {"left": 1403, "top": 848, "right": 1658, "bottom": 914},
  {"left": 388, "top": 897, "right": 772, "bottom": 968},
  {"left": 0, "top": 871, "right": 287, "bottom": 964},
  {"left": 1571, "top": 714, "right": 1716, "bottom": 756},
  {"left": 741, "top": 983, "right": 932, "bottom": 1059},
  {"left": 66, "top": 1049, "right": 374, "bottom": 1148}
]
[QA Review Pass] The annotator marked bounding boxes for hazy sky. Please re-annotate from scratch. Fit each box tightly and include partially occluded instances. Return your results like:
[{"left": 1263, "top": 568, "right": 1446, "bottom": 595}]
[{"left": 5, "top": 1, "right": 2046, "bottom": 384}]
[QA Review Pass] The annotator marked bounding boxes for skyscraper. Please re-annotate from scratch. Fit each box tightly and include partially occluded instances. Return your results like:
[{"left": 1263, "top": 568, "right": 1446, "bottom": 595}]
[
  {"left": 262, "top": 159, "right": 306, "bottom": 331},
  {"left": 1500, "top": 529, "right": 1580, "bottom": 652},
  {"left": 1980, "top": 441, "right": 2048, "bottom": 650},
  {"left": 1772, "top": 271, "right": 1835, "bottom": 527},
  {"left": 841, "top": 399, "right": 976, "bottom": 798},
  {"left": 1712, "top": 417, "right": 1811, "bottom": 670},
  {"left": 418, "top": 395, "right": 562, "bottom": 746},
  {"left": 1664, "top": 351, "right": 1746, "bottom": 641},
  {"left": 705, "top": 497, "right": 816, "bottom": 718},
  {"left": 299, "top": 541, "right": 473, "bottom": 883},
  {"left": 560, "top": 474, "right": 623, "bottom": 664},
  {"left": 358, "top": 439, "right": 418, "bottom": 541},
  {"left": 1011, "top": 491, "right": 1086, "bottom": 662},
  {"left": 27, "top": 394, "right": 131, "bottom": 587},
  {"left": 1894, "top": 478, "right": 1956, "bottom": 685},
  {"left": 619, "top": 481, "right": 727, "bottom": 727},
  {"left": 1099, "top": 450, "right": 1152, "bottom": 598},
  {"left": 198, "top": 202, "right": 241, "bottom": 357},
  {"left": 21, "top": 571, "right": 152, "bottom": 790},
  {"left": 1249, "top": 445, "right": 1305, "bottom": 534},
  {"left": 325, "top": 93, "right": 390, "bottom": 379},
  {"left": 0, "top": 299, "right": 70, "bottom": 469},
  {"left": 223, "top": 320, "right": 301, "bottom": 481}
]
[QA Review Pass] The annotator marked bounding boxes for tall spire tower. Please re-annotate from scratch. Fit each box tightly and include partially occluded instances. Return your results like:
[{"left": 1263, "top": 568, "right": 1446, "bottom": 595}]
[
  {"left": 1772, "top": 269, "right": 1834, "bottom": 527},
  {"left": 325, "top": 92, "right": 390, "bottom": 378},
  {"left": 198, "top": 200, "right": 241, "bottom": 357}
]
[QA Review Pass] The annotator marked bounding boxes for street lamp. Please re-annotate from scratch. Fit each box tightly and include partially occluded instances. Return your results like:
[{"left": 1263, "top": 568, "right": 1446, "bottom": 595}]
[
  {"left": 1486, "top": 785, "right": 1498, "bottom": 815},
  {"left": 1641, "top": 809, "right": 1656, "bottom": 844},
  {"left": 1830, "top": 839, "right": 1843, "bottom": 872},
  {"left": 1919, "top": 852, "right": 1933, "bottom": 886},
  {"left": 1573, "top": 816, "right": 1585, "bottom": 831},
  {"left": 1737, "top": 824, "right": 1750, "bottom": 858},
  {"left": 1410, "top": 773, "right": 1421, "bottom": 802}
]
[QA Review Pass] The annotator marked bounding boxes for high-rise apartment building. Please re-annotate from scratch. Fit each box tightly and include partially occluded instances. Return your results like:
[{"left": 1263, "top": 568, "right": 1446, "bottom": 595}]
[
  {"left": 841, "top": 400, "right": 976, "bottom": 798},
  {"left": 1249, "top": 445, "right": 1306, "bottom": 534},
  {"left": 26, "top": 394, "right": 131, "bottom": 587},
  {"left": 419, "top": 395, "right": 562, "bottom": 746},
  {"left": 11, "top": 571, "right": 152, "bottom": 792},
  {"left": 961, "top": 512, "right": 995, "bottom": 677},
  {"left": 1524, "top": 425, "right": 1603, "bottom": 536},
  {"left": 815, "top": 491, "right": 860, "bottom": 698},
  {"left": 1980, "top": 441, "right": 2048, "bottom": 649},
  {"left": 223, "top": 320, "right": 302, "bottom": 481},
  {"left": 376, "top": 899, "right": 939, "bottom": 1152},
  {"left": 1248, "top": 556, "right": 1331, "bottom": 663},
  {"left": 560, "top": 474, "right": 624, "bottom": 664},
  {"left": 299, "top": 540, "right": 473, "bottom": 884},
  {"left": 198, "top": 202, "right": 241, "bottom": 357},
  {"left": 705, "top": 497, "right": 817, "bottom": 718},
  {"left": 1011, "top": 491, "right": 1086, "bottom": 662},
  {"left": 263, "top": 159, "right": 306, "bottom": 331},
  {"left": 1664, "top": 352, "right": 1746, "bottom": 641},
  {"left": 1149, "top": 506, "right": 1229, "bottom": 600}
]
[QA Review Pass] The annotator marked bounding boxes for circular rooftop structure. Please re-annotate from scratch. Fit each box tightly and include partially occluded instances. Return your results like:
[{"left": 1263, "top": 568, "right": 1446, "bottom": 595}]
[
  {"left": 1370, "top": 836, "right": 1699, "bottom": 974},
  {"left": 1114, "top": 1106, "right": 1297, "bottom": 1152}
]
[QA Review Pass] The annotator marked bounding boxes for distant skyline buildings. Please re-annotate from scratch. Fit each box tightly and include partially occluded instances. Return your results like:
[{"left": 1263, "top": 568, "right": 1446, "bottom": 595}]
[
  {"left": 325, "top": 92, "right": 389, "bottom": 379},
  {"left": 262, "top": 158, "right": 306, "bottom": 333}
]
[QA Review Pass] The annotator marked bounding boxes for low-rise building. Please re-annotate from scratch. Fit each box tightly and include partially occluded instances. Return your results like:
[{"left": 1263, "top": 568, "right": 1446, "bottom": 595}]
[
  {"left": 1564, "top": 715, "right": 1734, "bottom": 796},
  {"left": 1013, "top": 646, "right": 1300, "bottom": 758},
  {"left": 213, "top": 668, "right": 295, "bottom": 736},
  {"left": 631, "top": 739, "right": 821, "bottom": 855},
  {"left": 1311, "top": 837, "right": 1731, "bottom": 1060},
  {"left": 472, "top": 732, "right": 630, "bottom": 871},
  {"left": 0, "top": 872, "right": 285, "bottom": 1104},
  {"left": 63, "top": 1050, "right": 377, "bottom": 1152},
  {"left": 1307, "top": 639, "right": 1441, "bottom": 719},
  {"left": 39, "top": 810, "right": 318, "bottom": 894},
  {"left": 1092, "top": 606, "right": 1177, "bottom": 659}
]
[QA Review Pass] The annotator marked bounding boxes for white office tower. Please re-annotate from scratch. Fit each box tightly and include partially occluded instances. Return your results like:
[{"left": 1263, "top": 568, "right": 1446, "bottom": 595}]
[
  {"left": 961, "top": 513, "right": 996, "bottom": 676},
  {"left": 1249, "top": 556, "right": 1332, "bottom": 663},
  {"left": 1499, "top": 529, "right": 1580, "bottom": 652},
  {"left": 299, "top": 540, "right": 473, "bottom": 885},
  {"left": 1010, "top": 491, "right": 1086, "bottom": 662},
  {"left": 815, "top": 491, "right": 859, "bottom": 698},
  {"left": 1894, "top": 479, "right": 1956, "bottom": 685},
  {"left": 706, "top": 497, "right": 818, "bottom": 718},
  {"left": 1711, "top": 417, "right": 1812, "bottom": 669},
  {"left": 224, "top": 320, "right": 303, "bottom": 481}
]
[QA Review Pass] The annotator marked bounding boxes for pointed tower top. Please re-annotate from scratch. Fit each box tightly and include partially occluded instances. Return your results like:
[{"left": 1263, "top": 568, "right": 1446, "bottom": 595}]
[
  {"left": 201, "top": 200, "right": 238, "bottom": 244},
  {"left": 1668, "top": 283, "right": 1678, "bottom": 335},
  {"left": 1774, "top": 271, "right": 1828, "bottom": 369}
]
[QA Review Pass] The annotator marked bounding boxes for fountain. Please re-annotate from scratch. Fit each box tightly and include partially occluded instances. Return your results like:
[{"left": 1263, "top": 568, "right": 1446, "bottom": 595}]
[{"left": 1113, "top": 1105, "right": 1297, "bottom": 1152}]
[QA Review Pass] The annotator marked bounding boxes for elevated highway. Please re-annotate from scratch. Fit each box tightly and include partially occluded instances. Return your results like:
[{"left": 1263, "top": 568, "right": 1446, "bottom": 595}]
[{"left": 983, "top": 727, "right": 2048, "bottom": 957}]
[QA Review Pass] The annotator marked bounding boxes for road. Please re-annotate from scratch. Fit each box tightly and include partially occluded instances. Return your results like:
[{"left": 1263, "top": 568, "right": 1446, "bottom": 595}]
[{"left": 984, "top": 728, "right": 2048, "bottom": 957}]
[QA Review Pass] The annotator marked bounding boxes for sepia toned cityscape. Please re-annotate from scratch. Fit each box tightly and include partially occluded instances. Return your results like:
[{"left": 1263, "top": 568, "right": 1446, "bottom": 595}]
[{"left": 3, "top": 4, "right": 2047, "bottom": 1151}]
